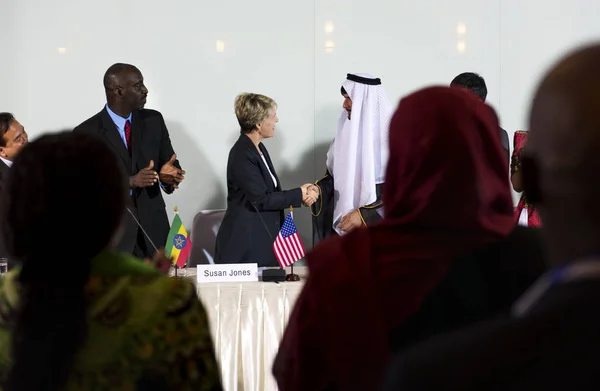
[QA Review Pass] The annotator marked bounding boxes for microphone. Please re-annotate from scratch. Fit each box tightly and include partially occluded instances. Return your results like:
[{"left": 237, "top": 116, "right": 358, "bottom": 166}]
[
  {"left": 126, "top": 207, "right": 159, "bottom": 253},
  {"left": 250, "top": 201, "right": 274, "bottom": 242}
]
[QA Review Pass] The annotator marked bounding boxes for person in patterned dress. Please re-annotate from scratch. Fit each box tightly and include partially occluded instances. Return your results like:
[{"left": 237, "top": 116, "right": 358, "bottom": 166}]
[
  {"left": 511, "top": 130, "right": 542, "bottom": 227},
  {"left": 0, "top": 131, "right": 222, "bottom": 391}
]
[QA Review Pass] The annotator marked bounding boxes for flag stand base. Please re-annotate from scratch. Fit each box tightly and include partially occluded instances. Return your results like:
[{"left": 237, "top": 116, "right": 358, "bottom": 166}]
[
  {"left": 285, "top": 264, "right": 300, "bottom": 281},
  {"left": 171, "top": 265, "right": 184, "bottom": 279}
]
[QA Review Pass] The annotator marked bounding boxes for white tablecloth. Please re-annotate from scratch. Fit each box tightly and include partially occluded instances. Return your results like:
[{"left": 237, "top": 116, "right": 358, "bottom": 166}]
[{"left": 190, "top": 269, "right": 305, "bottom": 391}]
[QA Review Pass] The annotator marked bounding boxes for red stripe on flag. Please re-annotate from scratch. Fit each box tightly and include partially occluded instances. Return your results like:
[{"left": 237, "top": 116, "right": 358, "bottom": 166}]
[
  {"left": 282, "top": 238, "right": 294, "bottom": 262},
  {"left": 290, "top": 235, "right": 304, "bottom": 258},
  {"left": 273, "top": 235, "right": 284, "bottom": 267},
  {"left": 175, "top": 237, "right": 192, "bottom": 268},
  {"left": 273, "top": 232, "right": 305, "bottom": 268},
  {"left": 274, "top": 235, "right": 287, "bottom": 267},
  {"left": 274, "top": 234, "right": 291, "bottom": 268},
  {"left": 273, "top": 236, "right": 286, "bottom": 267}
]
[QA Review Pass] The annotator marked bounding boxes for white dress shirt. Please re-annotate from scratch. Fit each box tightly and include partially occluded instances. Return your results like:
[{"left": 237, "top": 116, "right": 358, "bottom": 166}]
[
  {"left": 0, "top": 157, "right": 12, "bottom": 168},
  {"left": 260, "top": 154, "right": 277, "bottom": 187}
]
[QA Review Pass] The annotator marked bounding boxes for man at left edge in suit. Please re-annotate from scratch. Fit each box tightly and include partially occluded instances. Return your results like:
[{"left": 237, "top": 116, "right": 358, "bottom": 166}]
[
  {"left": 0, "top": 113, "right": 29, "bottom": 267},
  {"left": 74, "top": 63, "right": 185, "bottom": 259},
  {"left": 0, "top": 113, "right": 29, "bottom": 185}
]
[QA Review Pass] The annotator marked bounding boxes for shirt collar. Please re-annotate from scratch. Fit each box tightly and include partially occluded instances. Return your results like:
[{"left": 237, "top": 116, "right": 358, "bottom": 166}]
[
  {"left": 512, "top": 258, "right": 600, "bottom": 317},
  {"left": 0, "top": 156, "right": 12, "bottom": 168},
  {"left": 105, "top": 104, "right": 132, "bottom": 131}
]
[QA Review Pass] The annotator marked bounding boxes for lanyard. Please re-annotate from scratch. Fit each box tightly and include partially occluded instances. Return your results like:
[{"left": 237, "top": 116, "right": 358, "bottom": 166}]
[{"left": 512, "top": 259, "right": 600, "bottom": 317}]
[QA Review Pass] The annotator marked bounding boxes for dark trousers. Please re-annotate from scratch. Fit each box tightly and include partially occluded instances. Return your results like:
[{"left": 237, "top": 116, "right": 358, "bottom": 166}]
[
  {"left": 129, "top": 193, "right": 151, "bottom": 260},
  {"left": 133, "top": 228, "right": 150, "bottom": 259}
]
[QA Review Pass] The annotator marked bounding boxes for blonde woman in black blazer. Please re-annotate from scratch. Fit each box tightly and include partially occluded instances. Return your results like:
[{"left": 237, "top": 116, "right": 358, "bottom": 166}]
[{"left": 215, "top": 93, "right": 317, "bottom": 267}]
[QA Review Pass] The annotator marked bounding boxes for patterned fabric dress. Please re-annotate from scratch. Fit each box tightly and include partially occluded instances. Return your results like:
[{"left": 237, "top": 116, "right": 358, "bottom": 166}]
[
  {"left": 0, "top": 252, "right": 222, "bottom": 391},
  {"left": 511, "top": 131, "right": 542, "bottom": 227}
]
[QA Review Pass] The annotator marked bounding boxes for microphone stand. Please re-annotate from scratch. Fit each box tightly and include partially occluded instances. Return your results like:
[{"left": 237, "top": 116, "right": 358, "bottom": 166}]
[{"left": 127, "top": 206, "right": 183, "bottom": 279}]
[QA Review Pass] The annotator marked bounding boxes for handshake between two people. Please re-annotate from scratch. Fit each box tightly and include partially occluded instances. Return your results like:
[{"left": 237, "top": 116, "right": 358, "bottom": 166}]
[{"left": 300, "top": 183, "right": 319, "bottom": 207}]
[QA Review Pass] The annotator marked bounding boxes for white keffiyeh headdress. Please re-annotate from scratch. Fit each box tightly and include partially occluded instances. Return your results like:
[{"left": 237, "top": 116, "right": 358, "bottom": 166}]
[{"left": 326, "top": 73, "right": 393, "bottom": 234}]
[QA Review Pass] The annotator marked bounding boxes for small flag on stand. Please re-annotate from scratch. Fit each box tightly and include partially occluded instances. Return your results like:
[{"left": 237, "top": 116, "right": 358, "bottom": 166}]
[
  {"left": 273, "top": 211, "right": 305, "bottom": 268},
  {"left": 165, "top": 207, "right": 191, "bottom": 268}
]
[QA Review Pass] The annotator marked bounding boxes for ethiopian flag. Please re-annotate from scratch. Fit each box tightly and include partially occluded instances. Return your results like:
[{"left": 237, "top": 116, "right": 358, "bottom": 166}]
[{"left": 165, "top": 212, "right": 191, "bottom": 268}]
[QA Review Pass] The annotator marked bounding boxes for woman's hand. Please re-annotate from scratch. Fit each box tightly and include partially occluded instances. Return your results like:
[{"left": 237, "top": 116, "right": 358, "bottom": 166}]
[{"left": 301, "top": 184, "right": 319, "bottom": 206}]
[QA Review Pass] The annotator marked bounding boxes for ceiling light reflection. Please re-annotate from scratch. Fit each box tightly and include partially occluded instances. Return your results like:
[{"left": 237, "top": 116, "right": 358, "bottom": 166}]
[
  {"left": 325, "top": 40, "right": 335, "bottom": 53},
  {"left": 325, "top": 21, "right": 335, "bottom": 34}
]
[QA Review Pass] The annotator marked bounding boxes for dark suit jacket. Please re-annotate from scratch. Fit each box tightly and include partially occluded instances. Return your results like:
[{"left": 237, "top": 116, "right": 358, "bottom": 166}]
[
  {"left": 0, "top": 160, "right": 8, "bottom": 201},
  {"left": 383, "top": 278, "right": 600, "bottom": 391},
  {"left": 73, "top": 108, "right": 180, "bottom": 256},
  {"left": 0, "top": 160, "right": 8, "bottom": 187},
  {"left": 215, "top": 135, "right": 303, "bottom": 267},
  {"left": 0, "top": 161, "right": 9, "bottom": 261}
]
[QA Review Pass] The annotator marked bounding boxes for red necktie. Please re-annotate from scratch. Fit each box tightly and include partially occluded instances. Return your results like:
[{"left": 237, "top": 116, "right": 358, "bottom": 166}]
[{"left": 124, "top": 120, "right": 132, "bottom": 155}]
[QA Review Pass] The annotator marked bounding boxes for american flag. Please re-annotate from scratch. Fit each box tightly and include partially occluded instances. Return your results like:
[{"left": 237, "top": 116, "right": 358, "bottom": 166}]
[{"left": 273, "top": 212, "right": 305, "bottom": 268}]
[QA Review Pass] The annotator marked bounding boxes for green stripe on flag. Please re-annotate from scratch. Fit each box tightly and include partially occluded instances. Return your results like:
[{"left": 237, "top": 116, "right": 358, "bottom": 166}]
[{"left": 165, "top": 213, "right": 184, "bottom": 257}]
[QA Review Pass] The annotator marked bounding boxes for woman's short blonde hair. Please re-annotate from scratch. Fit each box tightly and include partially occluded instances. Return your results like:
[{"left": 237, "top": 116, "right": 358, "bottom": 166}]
[{"left": 234, "top": 93, "right": 277, "bottom": 134}]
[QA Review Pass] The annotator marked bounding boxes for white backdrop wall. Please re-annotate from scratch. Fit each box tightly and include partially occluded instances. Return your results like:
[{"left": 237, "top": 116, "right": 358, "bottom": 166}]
[{"left": 2, "top": 0, "right": 600, "bottom": 248}]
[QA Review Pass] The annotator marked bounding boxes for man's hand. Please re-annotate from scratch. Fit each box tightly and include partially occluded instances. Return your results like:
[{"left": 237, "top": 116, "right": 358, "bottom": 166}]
[
  {"left": 338, "top": 210, "right": 363, "bottom": 232},
  {"left": 130, "top": 160, "right": 159, "bottom": 188},
  {"left": 159, "top": 154, "right": 185, "bottom": 188},
  {"left": 301, "top": 184, "right": 319, "bottom": 206},
  {"left": 144, "top": 248, "right": 172, "bottom": 274}
]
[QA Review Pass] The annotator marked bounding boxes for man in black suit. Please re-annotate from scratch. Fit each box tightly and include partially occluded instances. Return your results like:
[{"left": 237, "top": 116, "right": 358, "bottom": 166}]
[
  {"left": 0, "top": 113, "right": 29, "bottom": 186},
  {"left": 383, "top": 45, "right": 600, "bottom": 391},
  {"left": 0, "top": 113, "right": 28, "bottom": 265},
  {"left": 451, "top": 72, "right": 510, "bottom": 164},
  {"left": 74, "top": 63, "right": 185, "bottom": 259}
]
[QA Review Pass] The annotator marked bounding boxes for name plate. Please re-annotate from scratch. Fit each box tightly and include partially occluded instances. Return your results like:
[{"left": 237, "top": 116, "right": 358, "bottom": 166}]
[{"left": 197, "top": 263, "right": 259, "bottom": 283}]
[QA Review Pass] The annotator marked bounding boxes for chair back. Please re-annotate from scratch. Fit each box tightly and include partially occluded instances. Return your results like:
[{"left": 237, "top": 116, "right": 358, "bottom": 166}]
[{"left": 188, "top": 209, "right": 226, "bottom": 267}]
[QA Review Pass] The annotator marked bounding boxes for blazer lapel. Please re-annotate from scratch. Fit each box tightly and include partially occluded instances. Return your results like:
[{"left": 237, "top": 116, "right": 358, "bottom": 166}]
[
  {"left": 259, "top": 143, "right": 282, "bottom": 191},
  {"left": 238, "top": 135, "right": 280, "bottom": 191},
  {"left": 100, "top": 108, "right": 132, "bottom": 171}
]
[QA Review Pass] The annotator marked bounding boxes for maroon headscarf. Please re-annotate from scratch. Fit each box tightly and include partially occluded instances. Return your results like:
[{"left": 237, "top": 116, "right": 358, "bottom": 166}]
[{"left": 273, "top": 86, "right": 515, "bottom": 391}]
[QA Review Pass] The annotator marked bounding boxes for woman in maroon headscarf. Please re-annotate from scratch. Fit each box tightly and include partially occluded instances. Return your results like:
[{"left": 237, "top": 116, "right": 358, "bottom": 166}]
[{"left": 273, "top": 87, "right": 545, "bottom": 391}]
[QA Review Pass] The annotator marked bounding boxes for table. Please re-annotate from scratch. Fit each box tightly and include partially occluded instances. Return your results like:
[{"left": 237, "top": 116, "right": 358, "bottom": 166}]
[{"left": 183, "top": 267, "right": 306, "bottom": 391}]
